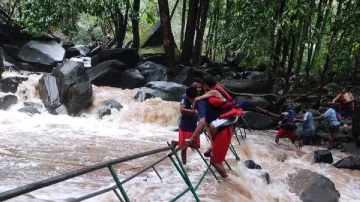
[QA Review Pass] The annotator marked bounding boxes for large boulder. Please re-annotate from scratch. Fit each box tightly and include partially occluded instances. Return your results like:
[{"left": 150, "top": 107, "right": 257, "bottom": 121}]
[
  {"left": 87, "top": 60, "right": 128, "bottom": 87},
  {"left": 66, "top": 81, "right": 93, "bottom": 114},
  {"left": 288, "top": 169, "right": 340, "bottom": 202},
  {"left": 136, "top": 61, "right": 167, "bottom": 83},
  {"left": 247, "top": 71, "right": 266, "bottom": 80},
  {"left": 0, "top": 77, "right": 28, "bottom": 93},
  {"left": 242, "top": 111, "right": 278, "bottom": 130},
  {"left": 18, "top": 106, "right": 40, "bottom": 115},
  {"left": 333, "top": 155, "right": 360, "bottom": 170},
  {"left": 135, "top": 81, "right": 186, "bottom": 102},
  {"left": 2, "top": 44, "right": 22, "bottom": 62},
  {"left": 314, "top": 150, "right": 333, "bottom": 164},
  {"left": 352, "top": 105, "right": 360, "bottom": 147},
  {"left": 18, "top": 41, "right": 65, "bottom": 66},
  {"left": 121, "top": 69, "right": 146, "bottom": 89},
  {"left": 52, "top": 60, "right": 89, "bottom": 102},
  {"left": 91, "top": 48, "right": 139, "bottom": 67},
  {"left": 38, "top": 74, "right": 61, "bottom": 110},
  {"left": 97, "top": 99, "right": 123, "bottom": 118},
  {"left": 220, "top": 79, "right": 266, "bottom": 94},
  {"left": 172, "top": 66, "right": 194, "bottom": 86},
  {"left": 0, "top": 94, "right": 17, "bottom": 110},
  {"left": 65, "top": 45, "right": 90, "bottom": 59},
  {"left": 142, "top": 55, "right": 167, "bottom": 66}
]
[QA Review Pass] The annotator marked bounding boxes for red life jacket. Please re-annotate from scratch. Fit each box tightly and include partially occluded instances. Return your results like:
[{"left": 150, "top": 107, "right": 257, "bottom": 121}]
[{"left": 207, "top": 84, "right": 243, "bottom": 118}]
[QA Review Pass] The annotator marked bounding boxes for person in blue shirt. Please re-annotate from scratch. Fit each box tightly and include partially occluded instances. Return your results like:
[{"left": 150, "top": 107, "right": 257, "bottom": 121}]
[
  {"left": 237, "top": 96, "right": 267, "bottom": 113},
  {"left": 314, "top": 103, "right": 341, "bottom": 150},
  {"left": 170, "top": 86, "right": 199, "bottom": 165}
]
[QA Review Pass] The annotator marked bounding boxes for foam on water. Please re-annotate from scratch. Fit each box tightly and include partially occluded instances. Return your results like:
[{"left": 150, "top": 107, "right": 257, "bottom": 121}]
[{"left": 0, "top": 71, "right": 359, "bottom": 201}]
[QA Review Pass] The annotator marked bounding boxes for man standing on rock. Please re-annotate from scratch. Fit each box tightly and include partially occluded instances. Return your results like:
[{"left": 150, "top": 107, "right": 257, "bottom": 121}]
[
  {"left": 170, "top": 86, "right": 199, "bottom": 165},
  {"left": 297, "top": 104, "right": 315, "bottom": 147},
  {"left": 314, "top": 104, "right": 341, "bottom": 150}
]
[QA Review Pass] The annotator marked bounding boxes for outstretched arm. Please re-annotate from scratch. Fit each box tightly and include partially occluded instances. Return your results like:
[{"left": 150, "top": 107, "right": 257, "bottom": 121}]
[
  {"left": 186, "top": 118, "right": 206, "bottom": 142},
  {"left": 332, "top": 94, "right": 341, "bottom": 103},
  {"left": 192, "top": 90, "right": 218, "bottom": 110},
  {"left": 314, "top": 115, "right": 324, "bottom": 121},
  {"left": 255, "top": 106, "right": 267, "bottom": 113},
  {"left": 264, "top": 110, "right": 280, "bottom": 118}
]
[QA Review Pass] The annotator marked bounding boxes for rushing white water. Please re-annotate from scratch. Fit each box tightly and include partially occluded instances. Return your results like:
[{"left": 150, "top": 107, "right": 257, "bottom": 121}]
[{"left": 0, "top": 71, "right": 359, "bottom": 202}]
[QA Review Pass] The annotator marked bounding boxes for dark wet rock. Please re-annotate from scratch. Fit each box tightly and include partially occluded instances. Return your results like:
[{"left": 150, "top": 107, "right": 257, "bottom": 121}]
[
  {"left": 2, "top": 44, "right": 21, "bottom": 61},
  {"left": 220, "top": 79, "right": 266, "bottom": 94},
  {"left": 172, "top": 66, "right": 194, "bottom": 86},
  {"left": 135, "top": 81, "right": 186, "bottom": 102},
  {"left": 121, "top": 69, "right": 146, "bottom": 89},
  {"left": 257, "top": 171, "right": 270, "bottom": 184},
  {"left": 91, "top": 48, "right": 139, "bottom": 67},
  {"left": 62, "top": 41, "right": 75, "bottom": 49},
  {"left": 333, "top": 155, "right": 360, "bottom": 170},
  {"left": 98, "top": 99, "right": 123, "bottom": 118},
  {"left": 244, "top": 160, "right": 262, "bottom": 169},
  {"left": 51, "top": 104, "right": 68, "bottom": 115},
  {"left": 0, "top": 94, "right": 17, "bottom": 110},
  {"left": 38, "top": 74, "right": 61, "bottom": 110},
  {"left": 314, "top": 150, "right": 333, "bottom": 164},
  {"left": 0, "top": 77, "right": 28, "bottom": 93},
  {"left": 18, "top": 106, "right": 40, "bottom": 115},
  {"left": 288, "top": 169, "right": 340, "bottom": 202},
  {"left": 32, "top": 34, "right": 61, "bottom": 43},
  {"left": 23, "top": 101, "right": 42, "bottom": 109},
  {"left": 18, "top": 41, "right": 65, "bottom": 66},
  {"left": 87, "top": 60, "right": 128, "bottom": 87},
  {"left": 136, "top": 61, "right": 167, "bottom": 83},
  {"left": 66, "top": 81, "right": 93, "bottom": 114},
  {"left": 222, "top": 71, "right": 236, "bottom": 79},
  {"left": 65, "top": 45, "right": 90, "bottom": 59},
  {"left": 204, "top": 66, "right": 222, "bottom": 76},
  {"left": 324, "top": 83, "right": 343, "bottom": 93},
  {"left": 87, "top": 46, "right": 102, "bottom": 57},
  {"left": 247, "top": 71, "right": 266, "bottom": 80},
  {"left": 352, "top": 105, "right": 360, "bottom": 147},
  {"left": 52, "top": 60, "right": 88, "bottom": 102},
  {"left": 242, "top": 111, "right": 278, "bottom": 130},
  {"left": 142, "top": 54, "right": 167, "bottom": 66}
]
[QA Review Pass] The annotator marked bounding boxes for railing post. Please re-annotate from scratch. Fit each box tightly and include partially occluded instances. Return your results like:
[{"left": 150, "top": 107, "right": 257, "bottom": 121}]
[
  {"left": 108, "top": 165, "right": 130, "bottom": 202},
  {"left": 194, "top": 148, "right": 219, "bottom": 181}
]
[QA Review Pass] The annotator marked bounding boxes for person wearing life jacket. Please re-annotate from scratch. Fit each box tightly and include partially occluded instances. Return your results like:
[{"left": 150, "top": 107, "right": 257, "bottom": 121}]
[
  {"left": 192, "top": 76, "right": 243, "bottom": 157},
  {"left": 266, "top": 108, "right": 297, "bottom": 145},
  {"left": 332, "top": 87, "right": 354, "bottom": 127}
]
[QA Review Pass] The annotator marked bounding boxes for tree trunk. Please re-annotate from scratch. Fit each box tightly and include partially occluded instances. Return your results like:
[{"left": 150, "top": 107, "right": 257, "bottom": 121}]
[
  {"left": 212, "top": 0, "right": 220, "bottom": 60},
  {"left": 266, "top": 0, "right": 286, "bottom": 93},
  {"left": 180, "top": 0, "right": 187, "bottom": 49},
  {"left": 131, "top": 0, "right": 140, "bottom": 49},
  {"left": 283, "top": 33, "right": 298, "bottom": 95},
  {"left": 158, "top": 0, "right": 179, "bottom": 76},
  {"left": 295, "top": 13, "right": 309, "bottom": 85},
  {"left": 192, "top": 0, "right": 210, "bottom": 67},
  {"left": 180, "top": 0, "right": 199, "bottom": 66},
  {"left": 353, "top": 46, "right": 360, "bottom": 83}
]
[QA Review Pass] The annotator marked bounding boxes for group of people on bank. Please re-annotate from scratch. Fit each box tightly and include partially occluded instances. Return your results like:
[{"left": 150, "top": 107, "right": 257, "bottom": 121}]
[{"left": 170, "top": 77, "right": 355, "bottom": 178}]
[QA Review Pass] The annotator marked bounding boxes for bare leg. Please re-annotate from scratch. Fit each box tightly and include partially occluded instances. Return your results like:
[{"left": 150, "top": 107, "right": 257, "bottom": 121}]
[
  {"left": 275, "top": 137, "right": 279, "bottom": 144},
  {"left": 211, "top": 161, "right": 228, "bottom": 178},
  {"left": 181, "top": 150, "right": 187, "bottom": 165},
  {"left": 209, "top": 123, "right": 218, "bottom": 141},
  {"left": 205, "top": 125, "right": 213, "bottom": 146},
  {"left": 328, "top": 133, "right": 334, "bottom": 149}
]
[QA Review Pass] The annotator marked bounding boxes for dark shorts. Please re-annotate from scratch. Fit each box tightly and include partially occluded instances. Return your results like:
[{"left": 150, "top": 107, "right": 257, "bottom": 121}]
[
  {"left": 329, "top": 125, "right": 340, "bottom": 134},
  {"left": 340, "top": 106, "right": 352, "bottom": 118},
  {"left": 300, "top": 129, "right": 314, "bottom": 145}
]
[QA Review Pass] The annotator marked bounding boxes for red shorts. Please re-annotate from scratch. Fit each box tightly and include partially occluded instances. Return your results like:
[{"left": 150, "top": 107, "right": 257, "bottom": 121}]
[
  {"left": 179, "top": 129, "right": 200, "bottom": 151},
  {"left": 276, "top": 129, "right": 296, "bottom": 142},
  {"left": 210, "top": 126, "right": 233, "bottom": 163}
]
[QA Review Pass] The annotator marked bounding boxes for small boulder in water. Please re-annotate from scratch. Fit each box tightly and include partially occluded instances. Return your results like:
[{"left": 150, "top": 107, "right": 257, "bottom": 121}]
[
  {"left": 0, "top": 94, "right": 18, "bottom": 110},
  {"left": 66, "top": 81, "right": 93, "bottom": 115},
  {"left": 314, "top": 150, "right": 333, "bottom": 164},
  {"left": 51, "top": 104, "right": 68, "bottom": 115},
  {"left": 288, "top": 169, "right": 340, "bottom": 202},
  {"left": 18, "top": 106, "right": 40, "bottom": 115},
  {"left": 135, "top": 81, "right": 186, "bottom": 102},
  {"left": 333, "top": 155, "right": 360, "bottom": 170},
  {"left": 86, "top": 60, "right": 128, "bottom": 87},
  {"left": 24, "top": 101, "right": 43, "bottom": 109},
  {"left": 98, "top": 99, "right": 123, "bottom": 118},
  {"left": 18, "top": 40, "right": 65, "bottom": 66},
  {"left": 0, "top": 77, "right": 28, "bottom": 93},
  {"left": 244, "top": 160, "right": 262, "bottom": 169}
]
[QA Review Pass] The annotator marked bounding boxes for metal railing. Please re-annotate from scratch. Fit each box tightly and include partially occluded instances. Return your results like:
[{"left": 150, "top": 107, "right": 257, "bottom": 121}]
[{"left": 0, "top": 141, "right": 223, "bottom": 202}]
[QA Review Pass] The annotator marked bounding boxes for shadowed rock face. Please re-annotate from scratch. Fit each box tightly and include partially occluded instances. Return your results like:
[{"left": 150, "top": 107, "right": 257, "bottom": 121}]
[
  {"left": 91, "top": 48, "right": 139, "bottom": 67},
  {"left": 334, "top": 155, "right": 360, "bottom": 170},
  {"left": 18, "top": 41, "right": 65, "bottom": 66},
  {"left": 0, "top": 77, "right": 28, "bottom": 93},
  {"left": 86, "top": 60, "right": 128, "bottom": 88},
  {"left": 135, "top": 81, "right": 186, "bottom": 102},
  {"left": 97, "top": 99, "right": 123, "bottom": 119},
  {"left": 288, "top": 169, "right": 340, "bottom": 202},
  {"left": 242, "top": 111, "right": 278, "bottom": 130},
  {"left": 0, "top": 94, "right": 18, "bottom": 110},
  {"left": 38, "top": 74, "right": 61, "bottom": 110}
]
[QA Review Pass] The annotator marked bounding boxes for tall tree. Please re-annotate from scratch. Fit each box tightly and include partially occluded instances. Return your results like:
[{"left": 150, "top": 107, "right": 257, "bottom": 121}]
[
  {"left": 192, "top": 0, "right": 210, "bottom": 67},
  {"left": 180, "top": 0, "right": 199, "bottom": 66},
  {"left": 180, "top": 0, "right": 187, "bottom": 49},
  {"left": 158, "top": 0, "right": 178, "bottom": 75},
  {"left": 131, "top": 0, "right": 140, "bottom": 49}
]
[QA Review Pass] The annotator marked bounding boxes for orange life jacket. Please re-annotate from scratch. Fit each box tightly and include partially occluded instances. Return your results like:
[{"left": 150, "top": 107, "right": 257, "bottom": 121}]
[
  {"left": 207, "top": 84, "right": 243, "bottom": 118},
  {"left": 340, "top": 93, "right": 354, "bottom": 110}
]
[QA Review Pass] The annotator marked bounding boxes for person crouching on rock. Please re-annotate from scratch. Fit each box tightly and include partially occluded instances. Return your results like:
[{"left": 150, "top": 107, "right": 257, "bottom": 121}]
[
  {"left": 314, "top": 103, "right": 341, "bottom": 150},
  {"left": 170, "top": 86, "right": 199, "bottom": 165},
  {"left": 191, "top": 76, "right": 243, "bottom": 158},
  {"left": 266, "top": 109, "right": 297, "bottom": 145},
  {"left": 185, "top": 87, "right": 241, "bottom": 178}
]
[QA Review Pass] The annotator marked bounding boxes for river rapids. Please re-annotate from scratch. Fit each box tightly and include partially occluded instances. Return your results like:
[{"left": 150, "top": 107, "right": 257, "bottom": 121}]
[{"left": 0, "top": 71, "right": 359, "bottom": 202}]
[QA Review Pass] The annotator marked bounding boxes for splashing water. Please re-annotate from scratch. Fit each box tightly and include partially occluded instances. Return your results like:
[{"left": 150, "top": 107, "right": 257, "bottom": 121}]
[{"left": 0, "top": 71, "right": 359, "bottom": 201}]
